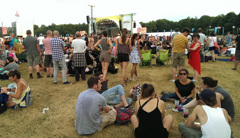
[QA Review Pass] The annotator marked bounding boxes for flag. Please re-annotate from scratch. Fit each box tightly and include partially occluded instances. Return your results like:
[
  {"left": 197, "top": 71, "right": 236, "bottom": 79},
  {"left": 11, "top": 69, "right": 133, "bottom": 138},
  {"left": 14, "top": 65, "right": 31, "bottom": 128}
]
[
  {"left": 15, "top": 11, "right": 20, "bottom": 17},
  {"left": 2, "top": 27, "right": 7, "bottom": 35},
  {"left": 222, "top": 27, "right": 224, "bottom": 35}
]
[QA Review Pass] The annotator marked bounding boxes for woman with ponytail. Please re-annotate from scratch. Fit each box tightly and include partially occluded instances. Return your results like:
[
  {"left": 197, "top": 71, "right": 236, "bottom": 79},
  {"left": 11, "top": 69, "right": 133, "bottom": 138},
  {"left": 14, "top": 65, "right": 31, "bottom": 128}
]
[
  {"left": 131, "top": 83, "right": 173, "bottom": 138},
  {"left": 115, "top": 28, "right": 132, "bottom": 86},
  {"left": 184, "top": 77, "right": 235, "bottom": 120}
]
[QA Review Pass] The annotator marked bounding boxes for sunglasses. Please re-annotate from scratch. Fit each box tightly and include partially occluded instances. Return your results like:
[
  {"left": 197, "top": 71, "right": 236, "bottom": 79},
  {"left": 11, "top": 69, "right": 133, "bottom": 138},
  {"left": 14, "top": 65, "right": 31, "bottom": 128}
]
[{"left": 179, "top": 73, "right": 187, "bottom": 75}]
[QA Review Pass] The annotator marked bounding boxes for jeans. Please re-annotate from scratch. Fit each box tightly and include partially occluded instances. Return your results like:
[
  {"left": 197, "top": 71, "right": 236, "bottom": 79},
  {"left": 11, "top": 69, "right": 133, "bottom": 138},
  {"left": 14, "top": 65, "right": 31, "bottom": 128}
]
[
  {"left": 102, "top": 85, "right": 132, "bottom": 105},
  {"left": 53, "top": 58, "right": 67, "bottom": 83},
  {"left": 160, "top": 92, "right": 192, "bottom": 105}
]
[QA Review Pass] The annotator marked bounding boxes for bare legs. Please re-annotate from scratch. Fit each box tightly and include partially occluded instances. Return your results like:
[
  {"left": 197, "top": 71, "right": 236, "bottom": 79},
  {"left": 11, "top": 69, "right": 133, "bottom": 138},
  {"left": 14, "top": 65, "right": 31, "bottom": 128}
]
[
  {"left": 120, "top": 62, "right": 129, "bottom": 86},
  {"left": 184, "top": 98, "right": 199, "bottom": 109},
  {"left": 101, "top": 62, "right": 109, "bottom": 81},
  {"left": 193, "top": 69, "right": 199, "bottom": 80},
  {"left": 172, "top": 66, "right": 182, "bottom": 80},
  {"left": 46, "top": 65, "right": 54, "bottom": 76},
  {"left": 233, "top": 61, "right": 239, "bottom": 69},
  {"left": 210, "top": 50, "right": 215, "bottom": 61},
  {"left": 131, "top": 63, "right": 138, "bottom": 79}
]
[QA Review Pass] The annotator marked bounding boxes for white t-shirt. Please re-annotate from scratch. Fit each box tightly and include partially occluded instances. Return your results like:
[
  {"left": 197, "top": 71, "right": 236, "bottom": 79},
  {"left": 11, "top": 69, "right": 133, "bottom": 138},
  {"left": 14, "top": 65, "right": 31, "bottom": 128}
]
[
  {"left": 199, "top": 33, "right": 206, "bottom": 46},
  {"left": 37, "top": 36, "right": 44, "bottom": 45},
  {"left": 72, "top": 39, "right": 87, "bottom": 53},
  {"left": 208, "top": 36, "right": 217, "bottom": 47}
]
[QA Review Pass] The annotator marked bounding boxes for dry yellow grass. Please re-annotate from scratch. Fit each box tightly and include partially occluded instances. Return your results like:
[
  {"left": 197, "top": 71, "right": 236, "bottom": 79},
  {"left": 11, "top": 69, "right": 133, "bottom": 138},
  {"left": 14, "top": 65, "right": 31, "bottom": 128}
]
[{"left": 0, "top": 57, "right": 239, "bottom": 138}]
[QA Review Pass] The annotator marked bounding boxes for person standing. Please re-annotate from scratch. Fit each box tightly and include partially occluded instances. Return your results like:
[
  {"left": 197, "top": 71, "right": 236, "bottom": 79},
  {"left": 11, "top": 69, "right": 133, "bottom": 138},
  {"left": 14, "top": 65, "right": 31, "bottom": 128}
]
[
  {"left": 88, "top": 33, "right": 94, "bottom": 50},
  {"left": 171, "top": 28, "right": 180, "bottom": 40},
  {"left": 232, "top": 36, "right": 240, "bottom": 70},
  {"left": 94, "top": 31, "right": 113, "bottom": 81},
  {"left": 115, "top": 28, "right": 131, "bottom": 86},
  {"left": 37, "top": 34, "right": 45, "bottom": 52},
  {"left": 22, "top": 30, "right": 43, "bottom": 79},
  {"left": 50, "top": 30, "right": 71, "bottom": 84},
  {"left": 198, "top": 29, "right": 207, "bottom": 62},
  {"left": 9, "top": 33, "right": 15, "bottom": 49},
  {"left": 208, "top": 32, "right": 217, "bottom": 62},
  {"left": 72, "top": 31, "right": 87, "bottom": 82},
  {"left": 43, "top": 30, "right": 54, "bottom": 77},
  {"left": 226, "top": 32, "right": 233, "bottom": 47},
  {"left": 171, "top": 28, "right": 190, "bottom": 82},
  {"left": 130, "top": 33, "right": 142, "bottom": 81},
  {"left": 84, "top": 33, "right": 89, "bottom": 47},
  {"left": 188, "top": 33, "right": 201, "bottom": 82}
]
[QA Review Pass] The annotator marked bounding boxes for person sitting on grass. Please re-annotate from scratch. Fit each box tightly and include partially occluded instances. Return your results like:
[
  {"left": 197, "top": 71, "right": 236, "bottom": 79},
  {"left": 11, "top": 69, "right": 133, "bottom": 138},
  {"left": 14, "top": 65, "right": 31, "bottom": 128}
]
[
  {"left": 183, "top": 77, "right": 235, "bottom": 121},
  {"left": 75, "top": 76, "right": 117, "bottom": 135},
  {"left": 161, "top": 69, "right": 195, "bottom": 106},
  {"left": 0, "top": 57, "right": 18, "bottom": 74},
  {"left": 1, "top": 70, "right": 32, "bottom": 109},
  {"left": 95, "top": 72, "right": 131, "bottom": 108},
  {"left": 131, "top": 83, "right": 173, "bottom": 138},
  {"left": 178, "top": 89, "right": 231, "bottom": 138}
]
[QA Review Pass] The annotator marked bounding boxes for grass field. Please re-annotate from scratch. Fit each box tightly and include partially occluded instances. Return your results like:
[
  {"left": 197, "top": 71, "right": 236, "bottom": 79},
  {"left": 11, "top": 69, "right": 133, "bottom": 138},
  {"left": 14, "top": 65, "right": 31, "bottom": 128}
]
[{"left": 1, "top": 56, "right": 239, "bottom": 138}]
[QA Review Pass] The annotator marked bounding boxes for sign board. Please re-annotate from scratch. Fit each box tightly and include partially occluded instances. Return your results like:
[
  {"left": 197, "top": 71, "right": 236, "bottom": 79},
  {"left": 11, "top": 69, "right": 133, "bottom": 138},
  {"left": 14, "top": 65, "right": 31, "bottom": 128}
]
[{"left": 2, "top": 27, "right": 7, "bottom": 35}]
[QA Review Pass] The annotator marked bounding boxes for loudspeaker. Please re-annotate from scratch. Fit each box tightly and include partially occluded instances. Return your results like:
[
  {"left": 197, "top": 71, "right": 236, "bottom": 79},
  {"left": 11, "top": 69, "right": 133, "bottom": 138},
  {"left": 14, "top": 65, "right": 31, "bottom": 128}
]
[
  {"left": 93, "top": 22, "right": 96, "bottom": 33},
  {"left": 86, "top": 16, "right": 90, "bottom": 24},
  {"left": 133, "top": 21, "right": 136, "bottom": 28},
  {"left": 119, "top": 20, "right": 122, "bottom": 31}
]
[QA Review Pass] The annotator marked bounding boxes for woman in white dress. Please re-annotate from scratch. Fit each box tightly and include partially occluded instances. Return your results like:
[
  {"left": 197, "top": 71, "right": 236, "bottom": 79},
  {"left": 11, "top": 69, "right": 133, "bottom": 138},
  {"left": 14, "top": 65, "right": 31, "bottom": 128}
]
[{"left": 130, "top": 33, "right": 142, "bottom": 80}]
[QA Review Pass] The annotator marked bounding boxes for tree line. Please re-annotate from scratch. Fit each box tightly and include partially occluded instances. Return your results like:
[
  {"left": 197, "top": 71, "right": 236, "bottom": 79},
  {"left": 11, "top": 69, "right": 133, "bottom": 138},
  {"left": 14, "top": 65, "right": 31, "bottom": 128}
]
[
  {"left": 0, "top": 12, "right": 239, "bottom": 37},
  {"left": 140, "top": 12, "right": 240, "bottom": 35}
]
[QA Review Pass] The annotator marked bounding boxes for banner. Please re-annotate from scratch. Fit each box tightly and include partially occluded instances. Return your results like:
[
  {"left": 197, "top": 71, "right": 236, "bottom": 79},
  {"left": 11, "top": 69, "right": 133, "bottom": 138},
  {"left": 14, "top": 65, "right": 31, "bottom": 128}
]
[
  {"left": 2, "top": 27, "right": 7, "bottom": 35},
  {"left": 122, "top": 14, "right": 132, "bottom": 31},
  {"left": 137, "top": 27, "right": 147, "bottom": 34},
  {"left": 222, "top": 27, "right": 224, "bottom": 35}
]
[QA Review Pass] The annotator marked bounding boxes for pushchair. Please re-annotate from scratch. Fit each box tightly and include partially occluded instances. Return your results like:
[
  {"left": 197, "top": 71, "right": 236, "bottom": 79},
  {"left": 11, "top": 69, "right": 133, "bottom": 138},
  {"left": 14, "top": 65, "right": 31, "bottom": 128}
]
[
  {"left": 140, "top": 50, "right": 152, "bottom": 67},
  {"left": 85, "top": 49, "right": 102, "bottom": 74}
]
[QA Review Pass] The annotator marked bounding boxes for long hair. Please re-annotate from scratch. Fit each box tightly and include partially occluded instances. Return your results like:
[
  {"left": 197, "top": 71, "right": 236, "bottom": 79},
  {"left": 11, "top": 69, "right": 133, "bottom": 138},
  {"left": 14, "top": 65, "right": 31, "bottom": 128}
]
[
  {"left": 131, "top": 33, "right": 138, "bottom": 46},
  {"left": 121, "top": 28, "right": 128, "bottom": 44}
]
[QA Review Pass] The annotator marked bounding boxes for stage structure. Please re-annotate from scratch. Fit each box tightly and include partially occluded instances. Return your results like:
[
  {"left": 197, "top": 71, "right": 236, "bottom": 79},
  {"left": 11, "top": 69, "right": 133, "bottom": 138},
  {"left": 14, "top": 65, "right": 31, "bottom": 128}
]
[{"left": 89, "top": 13, "right": 142, "bottom": 36}]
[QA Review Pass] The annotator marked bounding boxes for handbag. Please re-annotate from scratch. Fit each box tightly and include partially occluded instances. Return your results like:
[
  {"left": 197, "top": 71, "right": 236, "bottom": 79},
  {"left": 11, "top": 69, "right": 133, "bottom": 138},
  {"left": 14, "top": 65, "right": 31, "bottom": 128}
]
[{"left": 211, "top": 37, "right": 219, "bottom": 49}]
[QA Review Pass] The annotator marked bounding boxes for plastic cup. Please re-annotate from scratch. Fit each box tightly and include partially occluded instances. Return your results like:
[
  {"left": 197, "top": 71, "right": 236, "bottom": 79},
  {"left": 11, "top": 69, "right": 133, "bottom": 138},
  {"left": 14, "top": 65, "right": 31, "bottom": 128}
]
[{"left": 175, "top": 100, "right": 179, "bottom": 108}]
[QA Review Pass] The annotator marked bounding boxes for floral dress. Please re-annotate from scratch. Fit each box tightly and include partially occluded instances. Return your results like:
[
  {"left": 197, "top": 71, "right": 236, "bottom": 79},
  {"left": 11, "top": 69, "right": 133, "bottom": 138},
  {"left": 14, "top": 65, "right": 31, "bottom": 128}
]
[{"left": 130, "top": 41, "right": 141, "bottom": 63}]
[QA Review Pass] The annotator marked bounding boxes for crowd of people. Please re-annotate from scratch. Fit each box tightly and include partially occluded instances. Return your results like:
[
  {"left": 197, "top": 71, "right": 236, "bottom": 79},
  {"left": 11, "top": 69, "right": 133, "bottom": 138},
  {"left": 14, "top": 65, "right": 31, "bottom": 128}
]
[{"left": 0, "top": 27, "right": 238, "bottom": 138}]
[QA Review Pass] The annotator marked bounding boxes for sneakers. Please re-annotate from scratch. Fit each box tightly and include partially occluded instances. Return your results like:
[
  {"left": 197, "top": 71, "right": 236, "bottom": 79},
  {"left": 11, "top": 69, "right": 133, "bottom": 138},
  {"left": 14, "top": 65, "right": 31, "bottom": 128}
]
[
  {"left": 172, "top": 105, "right": 183, "bottom": 112},
  {"left": 63, "top": 81, "right": 72, "bottom": 84},
  {"left": 170, "top": 79, "right": 175, "bottom": 82},
  {"left": 130, "top": 78, "right": 135, "bottom": 81},
  {"left": 232, "top": 68, "right": 237, "bottom": 70},
  {"left": 54, "top": 82, "right": 57, "bottom": 84}
]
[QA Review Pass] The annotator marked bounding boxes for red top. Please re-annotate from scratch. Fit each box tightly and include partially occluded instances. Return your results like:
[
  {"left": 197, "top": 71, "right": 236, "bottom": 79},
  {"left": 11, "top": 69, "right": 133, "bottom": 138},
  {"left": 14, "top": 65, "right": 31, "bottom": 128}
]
[{"left": 188, "top": 42, "right": 201, "bottom": 75}]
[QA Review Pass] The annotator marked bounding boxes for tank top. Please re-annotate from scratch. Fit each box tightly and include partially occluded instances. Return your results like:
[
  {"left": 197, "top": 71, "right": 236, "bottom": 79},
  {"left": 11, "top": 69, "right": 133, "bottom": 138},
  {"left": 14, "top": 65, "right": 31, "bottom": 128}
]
[
  {"left": 118, "top": 38, "right": 130, "bottom": 54},
  {"left": 135, "top": 98, "right": 168, "bottom": 138},
  {"left": 101, "top": 38, "right": 110, "bottom": 50},
  {"left": 13, "top": 81, "right": 31, "bottom": 107},
  {"left": 132, "top": 40, "right": 138, "bottom": 52},
  {"left": 201, "top": 105, "right": 231, "bottom": 138}
]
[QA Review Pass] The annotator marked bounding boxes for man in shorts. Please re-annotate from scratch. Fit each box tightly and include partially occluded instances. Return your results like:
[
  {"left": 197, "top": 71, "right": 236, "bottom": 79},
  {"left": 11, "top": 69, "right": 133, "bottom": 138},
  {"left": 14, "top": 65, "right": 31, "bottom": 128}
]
[
  {"left": 171, "top": 28, "right": 190, "bottom": 82},
  {"left": 43, "top": 30, "right": 53, "bottom": 77},
  {"left": 22, "top": 30, "right": 43, "bottom": 79},
  {"left": 232, "top": 36, "right": 240, "bottom": 70},
  {"left": 75, "top": 77, "right": 117, "bottom": 135}
]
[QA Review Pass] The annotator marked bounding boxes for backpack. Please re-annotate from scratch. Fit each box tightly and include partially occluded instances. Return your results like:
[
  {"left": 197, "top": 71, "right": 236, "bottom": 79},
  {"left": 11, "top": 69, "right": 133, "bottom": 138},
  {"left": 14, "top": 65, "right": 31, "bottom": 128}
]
[
  {"left": 0, "top": 93, "right": 9, "bottom": 114},
  {"left": 115, "top": 107, "right": 133, "bottom": 125}
]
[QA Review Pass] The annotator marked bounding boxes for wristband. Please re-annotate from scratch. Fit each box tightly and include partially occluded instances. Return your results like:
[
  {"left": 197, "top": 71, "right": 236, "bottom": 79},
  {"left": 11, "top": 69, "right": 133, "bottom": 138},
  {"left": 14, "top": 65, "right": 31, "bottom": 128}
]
[{"left": 7, "top": 92, "right": 10, "bottom": 95}]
